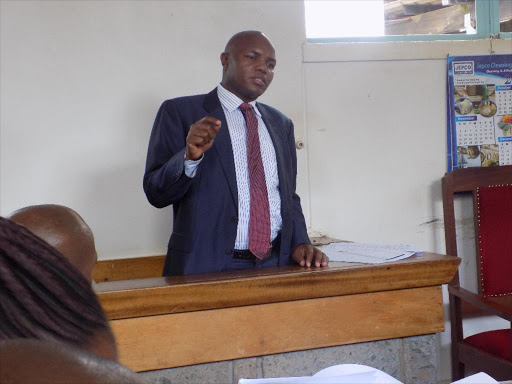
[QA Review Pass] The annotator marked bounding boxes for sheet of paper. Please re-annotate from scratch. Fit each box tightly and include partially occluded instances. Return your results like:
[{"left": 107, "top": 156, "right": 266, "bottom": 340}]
[
  {"left": 450, "top": 372, "right": 498, "bottom": 384},
  {"left": 322, "top": 242, "right": 421, "bottom": 264},
  {"left": 239, "top": 365, "right": 498, "bottom": 384},
  {"left": 313, "top": 364, "right": 402, "bottom": 383},
  {"left": 238, "top": 364, "right": 402, "bottom": 384}
]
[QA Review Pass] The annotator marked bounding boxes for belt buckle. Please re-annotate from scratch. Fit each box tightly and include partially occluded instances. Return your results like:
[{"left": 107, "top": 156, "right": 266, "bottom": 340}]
[{"left": 233, "top": 251, "right": 252, "bottom": 260}]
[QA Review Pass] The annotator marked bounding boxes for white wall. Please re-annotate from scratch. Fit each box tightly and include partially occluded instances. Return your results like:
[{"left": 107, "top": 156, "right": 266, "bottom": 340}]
[
  {"left": 0, "top": 0, "right": 308, "bottom": 258},
  {"left": 1, "top": 1, "right": 511, "bottom": 382},
  {"left": 303, "top": 39, "right": 511, "bottom": 250}
]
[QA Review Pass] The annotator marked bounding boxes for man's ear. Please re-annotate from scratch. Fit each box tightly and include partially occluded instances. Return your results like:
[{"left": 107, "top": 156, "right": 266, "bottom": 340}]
[{"left": 220, "top": 52, "right": 229, "bottom": 68}]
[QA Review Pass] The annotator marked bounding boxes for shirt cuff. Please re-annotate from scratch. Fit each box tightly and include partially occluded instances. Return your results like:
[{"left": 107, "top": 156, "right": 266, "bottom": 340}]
[{"left": 184, "top": 154, "right": 203, "bottom": 178}]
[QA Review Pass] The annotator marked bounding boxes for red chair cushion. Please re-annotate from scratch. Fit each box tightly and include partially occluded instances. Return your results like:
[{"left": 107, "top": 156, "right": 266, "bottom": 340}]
[
  {"left": 464, "top": 329, "right": 511, "bottom": 360},
  {"left": 477, "top": 185, "right": 512, "bottom": 297}
]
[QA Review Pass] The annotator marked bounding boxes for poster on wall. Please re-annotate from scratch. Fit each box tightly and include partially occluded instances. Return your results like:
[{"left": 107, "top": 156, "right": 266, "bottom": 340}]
[{"left": 447, "top": 54, "right": 512, "bottom": 171}]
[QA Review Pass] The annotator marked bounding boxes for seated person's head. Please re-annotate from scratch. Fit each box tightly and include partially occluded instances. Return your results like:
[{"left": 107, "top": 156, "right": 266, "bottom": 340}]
[
  {"left": 8, "top": 204, "right": 97, "bottom": 283},
  {"left": 0, "top": 339, "right": 146, "bottom": 384},
  {"left": 0, "top": 216, "right": 117, "bottom": 361}
]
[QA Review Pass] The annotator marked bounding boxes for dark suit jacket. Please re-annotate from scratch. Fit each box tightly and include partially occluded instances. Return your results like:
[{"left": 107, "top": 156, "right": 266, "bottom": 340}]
[{"left": 143, "top": 88, "right": 310, "bottom": 276}]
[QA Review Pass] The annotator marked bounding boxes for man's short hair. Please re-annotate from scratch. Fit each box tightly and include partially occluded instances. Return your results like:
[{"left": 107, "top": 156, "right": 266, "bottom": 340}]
[{"left": 8, "top": 204, "right": 97, "bottom": 282}]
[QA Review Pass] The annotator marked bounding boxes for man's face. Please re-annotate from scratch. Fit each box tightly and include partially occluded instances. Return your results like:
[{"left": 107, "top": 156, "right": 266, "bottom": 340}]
[{"left": 221, "top": 34, "right": 276, "bottom": 102}]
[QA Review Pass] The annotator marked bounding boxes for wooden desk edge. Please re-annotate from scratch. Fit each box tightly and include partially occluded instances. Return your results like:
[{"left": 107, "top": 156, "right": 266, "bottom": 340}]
[{"left": 97, "top": 253, "right": 460, "bottom": 320}]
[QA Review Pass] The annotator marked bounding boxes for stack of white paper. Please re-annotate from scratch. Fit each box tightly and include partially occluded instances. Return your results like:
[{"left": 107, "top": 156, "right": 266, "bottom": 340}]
[
  {"left": 238, "top": 364, "right": 401, "bottom": 384},
  {"left": 238, "top": 364, "right": 498, "bottom": 384},
  {"left": 322, "top": 242, "right": 422, "bottom": 264},
  {"left": 451, "top": 372, "right": 499, "bottom": 384}
]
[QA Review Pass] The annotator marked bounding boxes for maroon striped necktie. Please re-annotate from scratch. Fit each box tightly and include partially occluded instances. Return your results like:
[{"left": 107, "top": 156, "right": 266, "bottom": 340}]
[{"left": 239, "top": 103, "right": 271, "bottom": 259}]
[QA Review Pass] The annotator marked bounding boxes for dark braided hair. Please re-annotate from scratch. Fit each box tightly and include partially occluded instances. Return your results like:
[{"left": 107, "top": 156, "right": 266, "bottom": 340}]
[{"left": 0, "top": 216, "right": 111, "bottom": 350}]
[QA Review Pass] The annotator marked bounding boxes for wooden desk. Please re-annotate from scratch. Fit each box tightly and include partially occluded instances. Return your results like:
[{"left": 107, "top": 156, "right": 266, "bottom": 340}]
[{"left": 95, "top": 252, "right": 459, "bottom": 372}]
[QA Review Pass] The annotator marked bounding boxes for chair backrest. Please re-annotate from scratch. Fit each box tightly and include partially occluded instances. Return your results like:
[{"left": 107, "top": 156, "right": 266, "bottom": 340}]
[
  {"left": 477, "top": 184, "right": 512, "bottom": 296},
  {"left": 442, "top": 165, "right": 512, "bottom": 295}
]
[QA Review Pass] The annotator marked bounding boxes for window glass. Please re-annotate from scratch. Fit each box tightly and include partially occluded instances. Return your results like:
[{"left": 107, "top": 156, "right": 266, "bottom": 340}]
[
  {"left": 305, "top": 0, "right": 477, "bottom": 38},
  {"left": 385, "top": 0, "right": 475, "bottom": 35},
  {"left": 500, "top": 0, "right": 512, "bottom": 32},
  {"left": 305, "top": 1, "right": 385, "bottom": 38}
]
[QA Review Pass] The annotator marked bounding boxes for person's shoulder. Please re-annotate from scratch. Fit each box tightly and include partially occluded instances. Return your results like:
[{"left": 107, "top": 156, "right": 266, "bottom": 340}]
[
  {"left": 156, "top": 92, "right": 213, "bottom": 118},
  {"left": 161, "top": 93, "right": 208, "bottom": 107}
]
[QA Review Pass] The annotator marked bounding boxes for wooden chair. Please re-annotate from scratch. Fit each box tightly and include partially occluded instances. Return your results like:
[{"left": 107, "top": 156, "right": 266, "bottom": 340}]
[{"left": 442, "top": 165, "right": 512, "bottom": 381}]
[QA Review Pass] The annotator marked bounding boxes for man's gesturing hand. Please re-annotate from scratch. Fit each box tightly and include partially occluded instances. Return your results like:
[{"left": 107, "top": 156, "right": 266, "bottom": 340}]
[
  {"left": 291, "top": 244, "right": 329, "bottom": 268},
  {"left": 185, "top": 117, "right": 221, "bottom": 161}
]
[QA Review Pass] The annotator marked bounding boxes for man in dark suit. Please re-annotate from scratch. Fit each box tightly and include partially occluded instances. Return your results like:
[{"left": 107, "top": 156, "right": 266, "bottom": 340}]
[{"left": 143, "top": 31, "right": 327, "bottom": 276}]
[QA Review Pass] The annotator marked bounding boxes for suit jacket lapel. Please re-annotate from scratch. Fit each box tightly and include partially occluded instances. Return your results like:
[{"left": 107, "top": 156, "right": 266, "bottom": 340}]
[
  {"left": 257, "top": 103, "right": 286, "bottom": 199},
  {"left": 204, "top": 89, "right": 238, "bottom": 206},
  {"left": 258, "top": 103, "right": 293, "bottom": 253}
]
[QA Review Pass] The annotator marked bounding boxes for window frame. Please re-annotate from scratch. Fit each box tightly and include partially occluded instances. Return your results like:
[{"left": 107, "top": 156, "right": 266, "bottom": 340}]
[{"left": 306, "top": 0, "right": 511, "bottom": 43}]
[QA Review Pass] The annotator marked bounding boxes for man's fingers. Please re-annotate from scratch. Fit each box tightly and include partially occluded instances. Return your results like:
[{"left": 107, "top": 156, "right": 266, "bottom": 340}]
[
  {"left": 291, "top": 247, "right": 306, "bottom": 267},
  {"left": 191, "top": 124, "right": 216, "bottom": 138},
  {"left": 196, "top": 117, "right": 222, "bottom": 135},
  {"left": 291, "top": 245, "right": 328, "bottom": 268},
  {"left": 200, "top": 116, "right": 222, "bottom": 128},
  {"left": 190, "top": 119, "right": 221, "bottom": 142},
  {"left": 186, "top": 117, "right": 222, "bottom": 160},
  {"left": 321, "top": 253, "right": 329, "bottom": 267},
  {"left": 190, "top": 128, "right": 215, "bottom": 146},
  {"left": 304, "top": 246, "right": 315, "bottom": 268},
  {"left": 313, "top": 250, "right": 328, "bottom": 268},
  {"left": 187, "top": 136, "right": 209, "bottom": 148}
]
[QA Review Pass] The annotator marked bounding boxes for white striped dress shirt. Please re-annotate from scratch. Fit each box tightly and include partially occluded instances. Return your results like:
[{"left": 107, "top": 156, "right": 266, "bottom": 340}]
[
  {"left": 184, "top": 85, "right": 282, "bottom": 250},
  {"left": 217, "top": 84, "right": 282, "bottom": 250}
]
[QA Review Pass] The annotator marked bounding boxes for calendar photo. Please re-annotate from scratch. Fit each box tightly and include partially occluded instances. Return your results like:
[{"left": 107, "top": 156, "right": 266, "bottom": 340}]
[
  {"left": 454, "top": 84, "right": 496, "bottom": 117},
  {"left": 447, "top": 54, "right": 512, "bottom": 171},
  {"left": 457, "top": 144, "right": 500, "bottom": 168}
]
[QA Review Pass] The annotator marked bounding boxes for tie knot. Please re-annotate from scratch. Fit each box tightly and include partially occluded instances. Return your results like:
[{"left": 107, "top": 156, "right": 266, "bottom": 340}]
[{"left": 239, "top": 103, "right": 253, "bottom": 114}]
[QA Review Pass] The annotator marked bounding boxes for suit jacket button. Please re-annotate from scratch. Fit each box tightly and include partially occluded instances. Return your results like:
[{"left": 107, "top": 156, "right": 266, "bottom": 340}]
[
  {"left": 225, "top": 249, "right": 232, "bottom": 255},
  {"left": 231, "top": 216, "right": 238, "bottom": 223}
]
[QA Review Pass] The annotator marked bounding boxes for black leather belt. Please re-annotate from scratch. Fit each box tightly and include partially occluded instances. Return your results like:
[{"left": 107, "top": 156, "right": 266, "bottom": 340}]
[{"left": 233, "top": 235, "right": 281, "bottom": 261}]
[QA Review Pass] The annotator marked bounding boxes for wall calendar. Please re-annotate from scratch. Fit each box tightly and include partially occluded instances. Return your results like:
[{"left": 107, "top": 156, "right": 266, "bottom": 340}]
[{"left": 447, "top": 54, "right": 512, "bottom": 171}]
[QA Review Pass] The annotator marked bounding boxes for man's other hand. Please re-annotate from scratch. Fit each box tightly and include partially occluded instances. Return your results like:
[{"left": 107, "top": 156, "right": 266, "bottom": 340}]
[
  {"left": 291, "top": 244, "right": 328, "bottom": 268},
  {"left": 185, "top": 117, "right": 221, "bottom": 160}
]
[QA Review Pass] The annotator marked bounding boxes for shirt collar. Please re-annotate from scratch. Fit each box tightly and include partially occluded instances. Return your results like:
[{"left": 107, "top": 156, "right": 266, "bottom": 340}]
[{"left": 217, "top": 84, "right": 261, "bottom": 117}]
